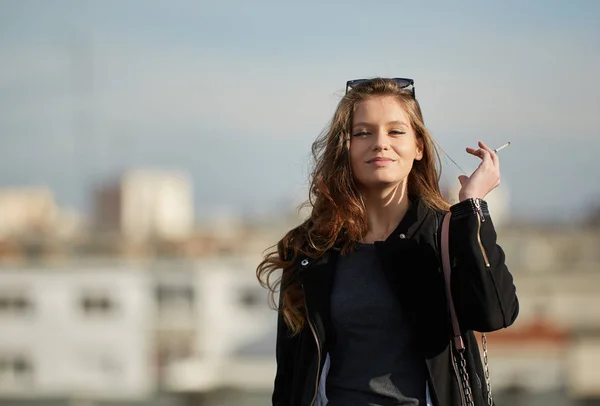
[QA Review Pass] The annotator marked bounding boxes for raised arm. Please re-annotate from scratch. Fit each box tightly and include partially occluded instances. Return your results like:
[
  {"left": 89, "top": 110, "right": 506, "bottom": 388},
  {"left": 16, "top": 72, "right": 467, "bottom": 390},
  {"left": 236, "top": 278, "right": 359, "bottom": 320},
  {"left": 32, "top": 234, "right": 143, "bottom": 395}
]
[{"left": 448, "top": 198, "right": 519, "bottom": 332}]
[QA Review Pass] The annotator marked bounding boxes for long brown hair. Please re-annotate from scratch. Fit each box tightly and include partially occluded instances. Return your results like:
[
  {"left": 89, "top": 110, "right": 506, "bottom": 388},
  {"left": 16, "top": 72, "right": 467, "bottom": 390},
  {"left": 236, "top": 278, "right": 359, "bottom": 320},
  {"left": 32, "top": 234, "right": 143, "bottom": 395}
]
[{"left": 256, "top": 78, "right": 450, "bottom": 335}]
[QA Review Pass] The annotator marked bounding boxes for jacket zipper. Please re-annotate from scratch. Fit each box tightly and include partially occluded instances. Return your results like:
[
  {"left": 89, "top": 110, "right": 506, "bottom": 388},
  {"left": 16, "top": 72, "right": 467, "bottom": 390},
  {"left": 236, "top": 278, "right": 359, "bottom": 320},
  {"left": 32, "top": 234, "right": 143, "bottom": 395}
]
[
  {"left": 472, "top": 198, "right": 491, "bottom": 268},
  {"left": 450, "top": 349, "right": 468, "bottom": 406},
  {"left": 303, "top": 284, "right": 322, "bottom": 406}
]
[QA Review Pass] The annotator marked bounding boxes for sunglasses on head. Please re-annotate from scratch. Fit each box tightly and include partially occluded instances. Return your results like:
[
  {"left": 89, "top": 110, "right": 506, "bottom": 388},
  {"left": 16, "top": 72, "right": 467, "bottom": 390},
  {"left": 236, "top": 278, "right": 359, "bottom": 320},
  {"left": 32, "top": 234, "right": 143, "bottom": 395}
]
[{"left": 345, "top": 78, "right": 415, "bottom": 97}]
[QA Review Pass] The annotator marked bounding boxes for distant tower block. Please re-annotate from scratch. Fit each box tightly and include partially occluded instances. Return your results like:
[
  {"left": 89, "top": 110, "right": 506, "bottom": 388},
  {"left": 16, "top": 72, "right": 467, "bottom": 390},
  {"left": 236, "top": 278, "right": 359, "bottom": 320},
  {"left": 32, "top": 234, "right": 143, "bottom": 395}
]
[
  {"left": 0, "top": 186, "right": 58, "bottom": 237},
  {"left": 120, "top": 169, "right": 195, "bottom": 243}
]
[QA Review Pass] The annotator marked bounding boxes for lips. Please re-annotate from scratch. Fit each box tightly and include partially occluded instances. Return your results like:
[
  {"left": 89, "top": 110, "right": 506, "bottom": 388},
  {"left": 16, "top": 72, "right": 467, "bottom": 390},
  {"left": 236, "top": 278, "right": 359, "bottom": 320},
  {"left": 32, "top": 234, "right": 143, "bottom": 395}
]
[{"left": 367, "top": 157, "right": 395, "bottom": 163}]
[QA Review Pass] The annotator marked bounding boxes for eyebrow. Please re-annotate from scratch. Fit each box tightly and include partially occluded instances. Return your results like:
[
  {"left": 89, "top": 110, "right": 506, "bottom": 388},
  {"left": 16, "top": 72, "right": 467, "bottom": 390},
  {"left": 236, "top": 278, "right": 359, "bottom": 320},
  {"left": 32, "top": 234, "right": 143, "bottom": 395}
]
[{"left": 352, "top": 120, "right": 409, "bottom": 128}]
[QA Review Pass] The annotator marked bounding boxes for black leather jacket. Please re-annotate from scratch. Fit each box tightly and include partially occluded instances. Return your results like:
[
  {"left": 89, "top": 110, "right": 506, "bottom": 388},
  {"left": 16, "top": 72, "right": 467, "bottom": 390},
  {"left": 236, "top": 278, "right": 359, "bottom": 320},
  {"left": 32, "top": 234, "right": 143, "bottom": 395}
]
[{"left": 272, "top": 197, "right": 519, "bottom": 406}]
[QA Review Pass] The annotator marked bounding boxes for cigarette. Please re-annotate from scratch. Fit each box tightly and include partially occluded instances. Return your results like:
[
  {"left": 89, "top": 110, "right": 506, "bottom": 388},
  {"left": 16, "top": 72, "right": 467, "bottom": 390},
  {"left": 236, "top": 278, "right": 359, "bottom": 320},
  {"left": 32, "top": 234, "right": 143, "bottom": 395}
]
[{"left": 493, "top": 142, "right": 511, "bottom": 153}]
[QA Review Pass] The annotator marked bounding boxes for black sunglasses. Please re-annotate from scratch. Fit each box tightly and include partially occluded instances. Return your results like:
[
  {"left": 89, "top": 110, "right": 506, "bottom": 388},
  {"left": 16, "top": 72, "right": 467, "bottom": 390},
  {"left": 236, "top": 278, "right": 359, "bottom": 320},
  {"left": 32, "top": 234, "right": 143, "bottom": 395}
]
[{"left": 345, "top": 77, "right": 415, "bottom": 97}]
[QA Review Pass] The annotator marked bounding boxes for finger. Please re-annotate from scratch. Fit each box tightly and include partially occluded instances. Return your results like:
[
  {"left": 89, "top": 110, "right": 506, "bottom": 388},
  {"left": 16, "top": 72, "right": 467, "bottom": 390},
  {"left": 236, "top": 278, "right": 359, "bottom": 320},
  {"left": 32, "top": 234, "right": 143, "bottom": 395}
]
[
  {"left": 467, "top": 146, "right": 492, "bottom": 164},
  {"left": 478, "top": 141, "right": 493, "bottom": 152},
  {"left": 479, "top": 141, "right": 499, "bottom": 166},
  {"left": 469, "top": 147, "right": 493, "bottom": 173},
  {"left": 479, "top": 147, "right": 493, "bottom": 166},
  {"left": 466, "top": 147, "right": 484, "bottom": 158},
  {"left": 458, "top": 175, "right": 469, "bottom": 186},
  {"left": 480, "top": 151, "right": 501, "bottom": 183}
]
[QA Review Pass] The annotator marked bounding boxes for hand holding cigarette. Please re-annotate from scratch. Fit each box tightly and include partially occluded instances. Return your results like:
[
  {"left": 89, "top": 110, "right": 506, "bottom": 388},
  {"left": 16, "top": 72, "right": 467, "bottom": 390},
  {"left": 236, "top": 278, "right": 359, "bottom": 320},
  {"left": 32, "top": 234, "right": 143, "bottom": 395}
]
[{"left": 457, "top": 141, "right": 509, "bottom": 202}]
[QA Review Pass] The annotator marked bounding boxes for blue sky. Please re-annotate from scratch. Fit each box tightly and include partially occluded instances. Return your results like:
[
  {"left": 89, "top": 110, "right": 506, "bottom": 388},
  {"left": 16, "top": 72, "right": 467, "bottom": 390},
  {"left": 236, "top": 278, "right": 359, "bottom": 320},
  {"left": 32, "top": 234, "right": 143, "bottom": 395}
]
[{"left": 1, "top": 0, "right": 599, "bottom": 222}]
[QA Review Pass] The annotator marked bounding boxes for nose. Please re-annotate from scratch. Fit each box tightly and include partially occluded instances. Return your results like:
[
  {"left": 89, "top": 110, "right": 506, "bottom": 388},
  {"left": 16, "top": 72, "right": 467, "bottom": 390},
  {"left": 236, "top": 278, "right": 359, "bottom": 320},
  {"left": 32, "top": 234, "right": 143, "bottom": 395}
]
[{"left": 372, "top": 129, "right": 390, "bottom": 151}]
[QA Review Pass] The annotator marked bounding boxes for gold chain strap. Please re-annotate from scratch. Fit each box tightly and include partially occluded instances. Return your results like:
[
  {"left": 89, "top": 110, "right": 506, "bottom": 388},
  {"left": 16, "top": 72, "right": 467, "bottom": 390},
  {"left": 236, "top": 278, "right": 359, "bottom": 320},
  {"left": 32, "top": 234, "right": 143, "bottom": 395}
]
[
  {"left": 482, "top": 333, "right": 494, "bottom": 406},
  {"left": 455, "top": 350, "right": 475, "bottom": 406}
]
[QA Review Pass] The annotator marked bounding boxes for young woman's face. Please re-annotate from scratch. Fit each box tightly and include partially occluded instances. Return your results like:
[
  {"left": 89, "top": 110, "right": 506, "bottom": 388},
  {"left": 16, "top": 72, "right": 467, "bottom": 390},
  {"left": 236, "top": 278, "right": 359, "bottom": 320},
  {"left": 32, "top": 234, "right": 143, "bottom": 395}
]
[{"left": 349, "top": 95, "right": 423, "bottom": 192}]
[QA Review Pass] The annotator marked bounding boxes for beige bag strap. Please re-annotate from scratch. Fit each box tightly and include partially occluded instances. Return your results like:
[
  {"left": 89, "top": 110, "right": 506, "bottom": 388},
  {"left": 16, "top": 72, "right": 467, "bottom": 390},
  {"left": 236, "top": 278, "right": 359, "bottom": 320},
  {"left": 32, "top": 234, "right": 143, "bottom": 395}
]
[
  {"left": 440, "top": 211, "right": 494, "bottom": 406},
  {"left": 441, "top": 212, "right": 465, "bottom": 352}
]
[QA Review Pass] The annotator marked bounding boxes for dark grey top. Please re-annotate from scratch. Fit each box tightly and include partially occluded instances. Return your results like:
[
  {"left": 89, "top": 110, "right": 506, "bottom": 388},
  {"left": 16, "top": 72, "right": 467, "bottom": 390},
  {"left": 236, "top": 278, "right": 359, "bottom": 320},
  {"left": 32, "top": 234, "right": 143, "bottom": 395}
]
[{"left": 326, "top": 243, "right": 427, "bottom": 406}]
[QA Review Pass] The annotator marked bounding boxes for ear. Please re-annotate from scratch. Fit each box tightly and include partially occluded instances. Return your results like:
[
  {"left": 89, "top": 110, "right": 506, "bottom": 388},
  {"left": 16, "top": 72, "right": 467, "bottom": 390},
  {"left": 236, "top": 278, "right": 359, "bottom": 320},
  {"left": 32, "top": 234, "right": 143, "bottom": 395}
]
[{"left": 415, "top": 138, "right": 424, "bottom": 161}]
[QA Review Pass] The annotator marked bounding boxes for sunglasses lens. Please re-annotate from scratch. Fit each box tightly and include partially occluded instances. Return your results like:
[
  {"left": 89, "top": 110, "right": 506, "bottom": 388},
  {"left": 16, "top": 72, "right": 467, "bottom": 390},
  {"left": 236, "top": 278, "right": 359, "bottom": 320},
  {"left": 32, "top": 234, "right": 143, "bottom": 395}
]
[
  {"left": 346, "top": 79, "right": 367, "bottom": 90},
  {"left": 346, "top": 78, "right": 414, "bottom": 93},
  {"left": 392, "top": 79, "right": 413, "bottom": 89}
]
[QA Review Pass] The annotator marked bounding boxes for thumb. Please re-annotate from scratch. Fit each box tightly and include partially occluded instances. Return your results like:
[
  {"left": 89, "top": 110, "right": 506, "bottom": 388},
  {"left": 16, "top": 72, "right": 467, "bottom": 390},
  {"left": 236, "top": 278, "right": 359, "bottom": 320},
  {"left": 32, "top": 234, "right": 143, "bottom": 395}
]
[{"left": 458, "top": 175, "right": 469, "bottom": 186}]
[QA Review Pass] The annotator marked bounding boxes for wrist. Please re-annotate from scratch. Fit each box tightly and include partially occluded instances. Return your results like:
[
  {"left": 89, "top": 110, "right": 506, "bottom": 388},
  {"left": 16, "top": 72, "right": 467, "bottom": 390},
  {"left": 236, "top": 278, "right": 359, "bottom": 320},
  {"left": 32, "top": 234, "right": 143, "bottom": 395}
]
[
  {"left": 459, "top": 193, "right": 483, "bottom": 202},
  {"left": 450, "top": 197, "right": 489, "bottom": 219}
]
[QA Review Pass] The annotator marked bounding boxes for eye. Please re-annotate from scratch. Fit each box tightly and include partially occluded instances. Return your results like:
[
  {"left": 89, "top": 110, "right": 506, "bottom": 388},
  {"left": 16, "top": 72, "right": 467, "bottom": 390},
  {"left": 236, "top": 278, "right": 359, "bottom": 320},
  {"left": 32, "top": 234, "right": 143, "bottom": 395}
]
[
  {"left": 389, "top": 130, "right": 407, "bottom": 136},
  {"left": 352, "top": 131, "right": 370, "bottom": 137}
]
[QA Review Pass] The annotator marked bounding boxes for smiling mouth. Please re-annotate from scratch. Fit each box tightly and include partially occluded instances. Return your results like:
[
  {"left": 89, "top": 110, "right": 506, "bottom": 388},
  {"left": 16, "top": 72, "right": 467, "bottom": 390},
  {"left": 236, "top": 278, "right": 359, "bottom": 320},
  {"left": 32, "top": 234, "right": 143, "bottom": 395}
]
[{"left": 367, "top": 158, "right": 395, "bottom": 163}]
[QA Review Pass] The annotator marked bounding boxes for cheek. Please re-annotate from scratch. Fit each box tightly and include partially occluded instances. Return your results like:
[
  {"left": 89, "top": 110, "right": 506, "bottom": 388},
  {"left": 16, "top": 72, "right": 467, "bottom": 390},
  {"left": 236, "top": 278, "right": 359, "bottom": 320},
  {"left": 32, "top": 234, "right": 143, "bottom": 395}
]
[
  {"left": 348, "top": 143, "right": 362, "bottom": 170},
  {"left": 394, "top": 140, "right": 421, "bottom": 159},
  {"left": 393, "top": 144, "right": 414, "bottom": 157},
  {"left": 349, "top": 146, "right": 371, "bottom": 183}
]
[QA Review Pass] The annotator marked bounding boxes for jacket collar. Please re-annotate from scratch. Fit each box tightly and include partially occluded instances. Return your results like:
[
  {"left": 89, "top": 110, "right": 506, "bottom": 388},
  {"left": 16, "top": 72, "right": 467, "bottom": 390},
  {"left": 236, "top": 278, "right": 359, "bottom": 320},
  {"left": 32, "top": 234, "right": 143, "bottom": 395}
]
[
  {"left": 383, "top": 195, "right": 430, "bottom": 243},
  {"left": 298, "top": 196, "right": 432, "bottom": 275}
]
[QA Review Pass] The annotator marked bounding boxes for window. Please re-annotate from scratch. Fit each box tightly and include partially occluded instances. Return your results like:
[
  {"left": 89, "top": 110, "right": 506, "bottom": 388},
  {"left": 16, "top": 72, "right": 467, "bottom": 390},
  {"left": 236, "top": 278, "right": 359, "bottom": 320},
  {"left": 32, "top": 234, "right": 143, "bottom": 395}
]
[
  {"left": 79, "top": 291, "right": 117, "bottom": 316},
  {"left": 238, "top": 287, "right": 261, "bottom": 307},
  {"left": 0, "top": 291, "right": 34, "bottom": 317},
  {"left": 0, "top": 354, "right": 34, "bottom": 386},
  {"left": 155, "top": 285, "right": 195, "bottom": 312}
]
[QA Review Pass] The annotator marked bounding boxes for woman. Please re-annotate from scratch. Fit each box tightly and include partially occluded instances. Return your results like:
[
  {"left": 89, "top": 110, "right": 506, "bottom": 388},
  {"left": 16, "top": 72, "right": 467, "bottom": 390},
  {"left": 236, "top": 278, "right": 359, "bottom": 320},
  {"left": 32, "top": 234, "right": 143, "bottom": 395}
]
[{"left": 256, "top": 77, "right": 519, "bottom": 406}]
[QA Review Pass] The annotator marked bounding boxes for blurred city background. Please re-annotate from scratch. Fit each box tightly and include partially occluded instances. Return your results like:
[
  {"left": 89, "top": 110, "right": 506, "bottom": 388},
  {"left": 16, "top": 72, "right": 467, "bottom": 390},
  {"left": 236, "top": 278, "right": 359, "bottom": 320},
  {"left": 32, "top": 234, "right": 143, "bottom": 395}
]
[{"left": 1, "top": 1, "right": 599, "bottom": 405}]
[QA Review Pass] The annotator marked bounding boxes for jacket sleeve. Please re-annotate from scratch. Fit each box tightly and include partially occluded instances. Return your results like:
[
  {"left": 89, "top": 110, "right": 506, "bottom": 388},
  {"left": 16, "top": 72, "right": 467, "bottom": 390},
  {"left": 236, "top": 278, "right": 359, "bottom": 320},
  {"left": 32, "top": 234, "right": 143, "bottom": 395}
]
[
  {"left": 448, "top": 198, "right": 519, "bottom": 332},
  {"left": 272, "top": 289, "right": 299, "bottom": 406}
]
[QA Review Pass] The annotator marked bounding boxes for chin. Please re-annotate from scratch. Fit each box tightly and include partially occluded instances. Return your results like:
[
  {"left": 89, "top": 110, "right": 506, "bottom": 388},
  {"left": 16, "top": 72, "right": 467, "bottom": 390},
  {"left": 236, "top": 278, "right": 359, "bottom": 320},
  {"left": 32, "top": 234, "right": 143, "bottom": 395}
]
[{"left": 360, "top": 177, "right": 403, "bottom": 190}]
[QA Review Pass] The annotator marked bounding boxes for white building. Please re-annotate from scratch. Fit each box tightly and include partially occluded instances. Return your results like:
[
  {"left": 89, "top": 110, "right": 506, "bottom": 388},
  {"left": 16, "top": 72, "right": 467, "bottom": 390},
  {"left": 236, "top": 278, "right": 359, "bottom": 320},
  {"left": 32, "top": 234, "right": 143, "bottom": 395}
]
[
  {"left": 0, "top": 256, "right": 277, "bottom": 401},
  {"left": 0, "top": 267, "right": 156, "bottom": 400},
  {"left": 162, "top": 258, "right": 277, "bottom": 393}
]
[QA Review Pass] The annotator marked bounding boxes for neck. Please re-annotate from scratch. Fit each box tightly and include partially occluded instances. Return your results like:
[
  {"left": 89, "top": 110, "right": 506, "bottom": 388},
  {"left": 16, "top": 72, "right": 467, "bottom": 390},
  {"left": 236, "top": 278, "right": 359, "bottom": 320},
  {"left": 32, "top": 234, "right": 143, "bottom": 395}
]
[{"left": 361, "top": 182, "right": 411, "bottom": 243}]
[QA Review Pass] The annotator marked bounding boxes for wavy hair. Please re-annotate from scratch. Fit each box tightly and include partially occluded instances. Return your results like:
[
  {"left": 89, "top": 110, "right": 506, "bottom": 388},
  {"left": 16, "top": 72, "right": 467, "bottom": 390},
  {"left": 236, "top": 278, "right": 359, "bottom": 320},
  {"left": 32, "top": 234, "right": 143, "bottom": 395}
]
[{"left": 257, "top": 78, "right": 450, "bottom": 335}]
